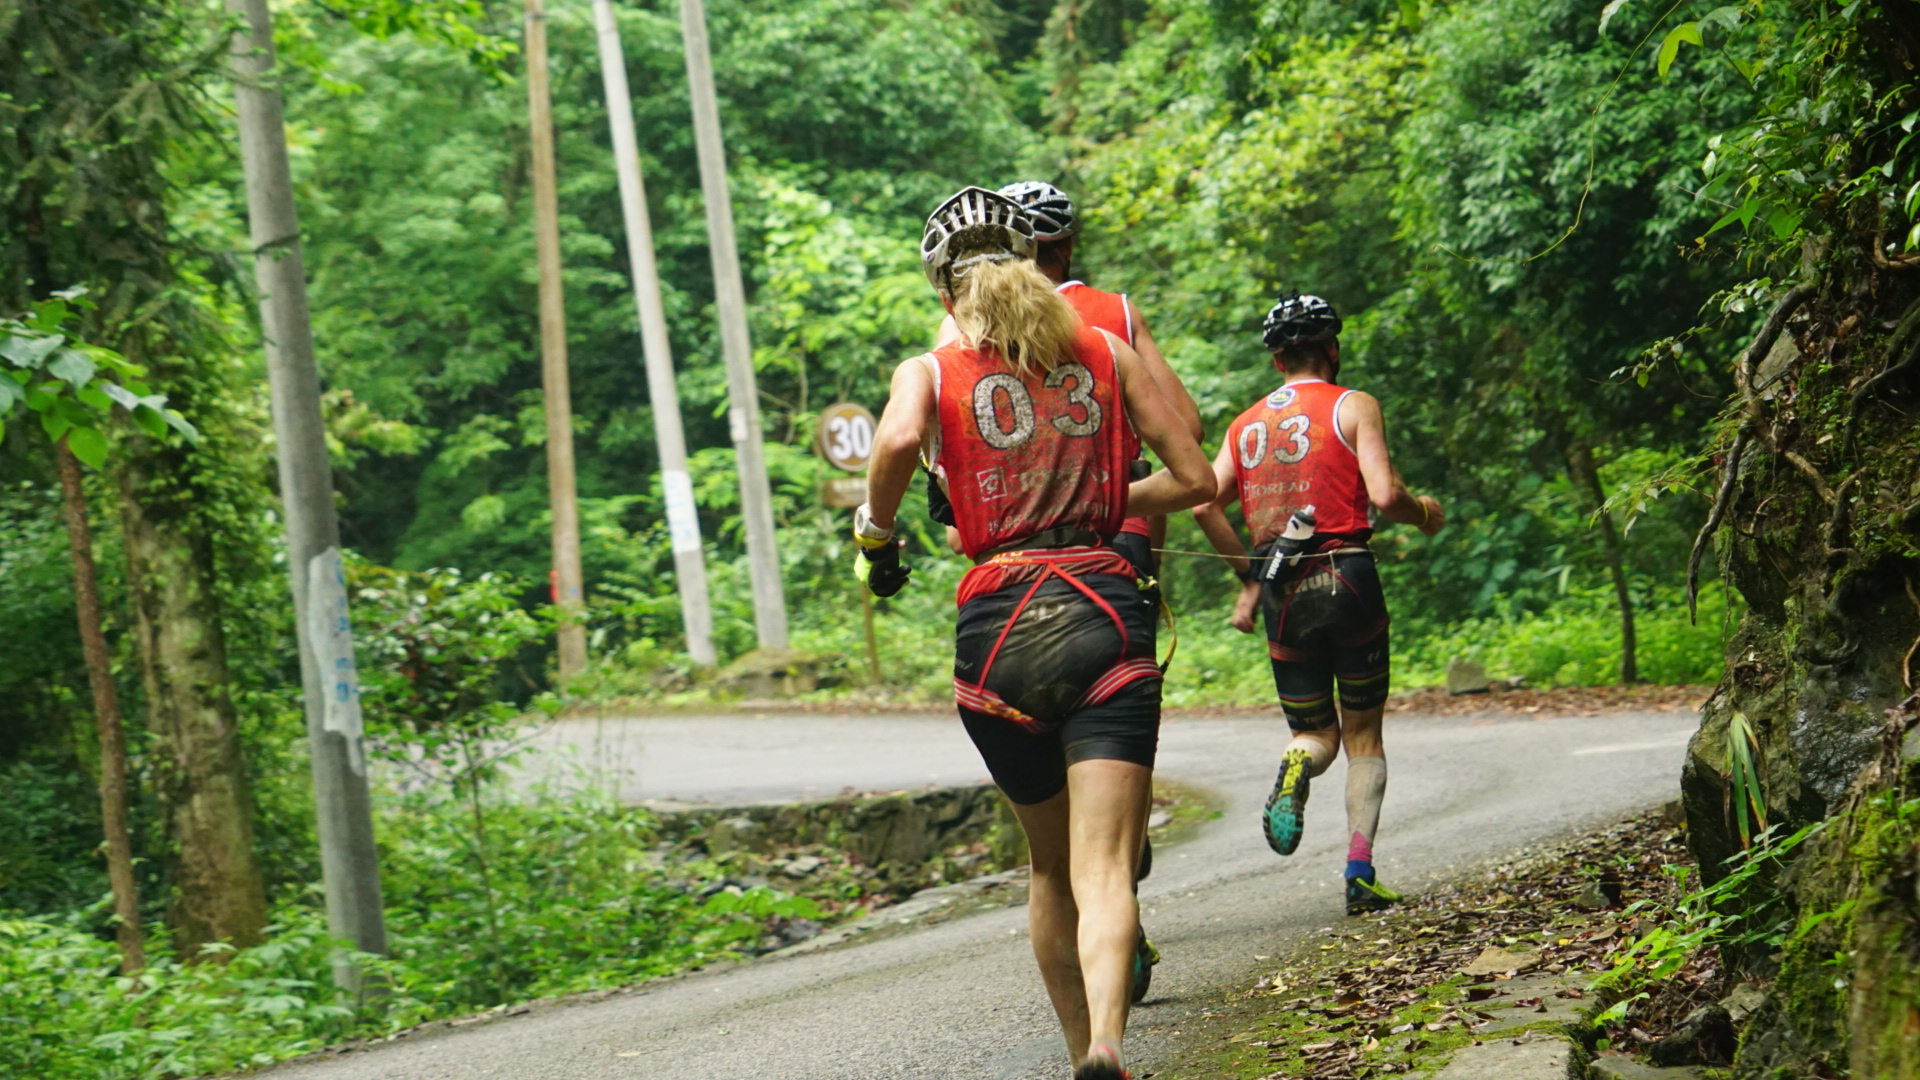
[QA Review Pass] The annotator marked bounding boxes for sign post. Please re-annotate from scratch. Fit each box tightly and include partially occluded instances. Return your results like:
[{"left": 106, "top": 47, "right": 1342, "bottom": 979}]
[{"left": 815, "top": 403, "right": 880, "bottom": 682}]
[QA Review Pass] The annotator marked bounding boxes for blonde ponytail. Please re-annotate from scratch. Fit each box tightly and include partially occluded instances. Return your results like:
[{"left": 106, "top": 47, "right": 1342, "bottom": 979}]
[{"left": 952, "top": 258, "right": 1080, "bottom": 378}]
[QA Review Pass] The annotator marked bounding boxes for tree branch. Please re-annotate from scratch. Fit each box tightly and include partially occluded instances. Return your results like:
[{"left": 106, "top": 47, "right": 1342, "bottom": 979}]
[{"left": 1688, "top": 428, "right": 1748, "bottom": 623}]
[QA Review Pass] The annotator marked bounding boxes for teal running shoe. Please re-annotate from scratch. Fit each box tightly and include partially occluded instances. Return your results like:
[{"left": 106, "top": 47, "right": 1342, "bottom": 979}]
[
  {"left": 1346, "top": 874, "right": 1401, "bottom": 915},
  {"left": 1129, "top": 928, "right": 1159, "bottom": 1003},
  {"left": 1263, "top": 748, "right": 1313, "bottom": 855}
]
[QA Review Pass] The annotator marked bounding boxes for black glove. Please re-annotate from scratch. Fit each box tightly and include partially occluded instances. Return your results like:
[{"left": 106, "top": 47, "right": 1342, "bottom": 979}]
[
  {"left": 925, "top": 468, "right": 955, "bottom": 527},
  {"left": 856, "top": 539, "right": 912, "bottom": 598}
]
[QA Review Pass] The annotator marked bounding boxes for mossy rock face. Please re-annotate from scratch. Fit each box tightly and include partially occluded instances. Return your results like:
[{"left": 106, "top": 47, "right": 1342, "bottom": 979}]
[
  {"left": 1845, "top": 792, "right": 1920, "bottom": 1080},
  {"left": 714, "top": 648, "right": 848, "bottom": 698}
]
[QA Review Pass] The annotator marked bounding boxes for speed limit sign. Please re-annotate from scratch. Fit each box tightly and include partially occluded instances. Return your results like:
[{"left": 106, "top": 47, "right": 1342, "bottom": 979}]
[{"left": 816, "top": 401, "right": 876, "bottom": 473}]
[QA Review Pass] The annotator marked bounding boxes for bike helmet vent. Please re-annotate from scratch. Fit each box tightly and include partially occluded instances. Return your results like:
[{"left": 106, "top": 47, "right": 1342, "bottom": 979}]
[
  {"left": 1261, "top": 292, "right": 1343, "bottom": 352},
  {"left": 998, "top": 180, "right": 1077, "bottom": 242},
  {"left": 922, "top": 186, "right": 1037, "bottom": 301}
]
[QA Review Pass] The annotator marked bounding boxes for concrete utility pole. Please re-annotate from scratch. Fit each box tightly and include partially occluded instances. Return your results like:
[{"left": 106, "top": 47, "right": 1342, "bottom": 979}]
[
  {"left": 524, "top": 0, "right": 590, "bottom": 679},
  {"left": 679, "top": 0, "right": 788, "bottom": 650},
  {"left": 224, "top": 0, "right": 386, "bottom": 993},
  {"left": 591, "top": 0, "right": 716, "bottom": 666}
]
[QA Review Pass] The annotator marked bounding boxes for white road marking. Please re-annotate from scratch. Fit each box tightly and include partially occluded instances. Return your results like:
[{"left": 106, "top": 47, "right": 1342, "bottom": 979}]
[{"left": 1570, "top": 733, "right": 1693, "bottom": 756}]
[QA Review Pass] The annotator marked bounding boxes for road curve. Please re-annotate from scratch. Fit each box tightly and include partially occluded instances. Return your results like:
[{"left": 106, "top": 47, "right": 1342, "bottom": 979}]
[{"left": 269, "top": 708, "right": 1696, "bottom": 1080}]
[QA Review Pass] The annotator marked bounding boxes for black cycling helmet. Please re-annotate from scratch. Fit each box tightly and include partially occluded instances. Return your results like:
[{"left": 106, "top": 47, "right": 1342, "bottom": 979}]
[
  {"left": 997, "top": 180, "right": 1077, "bottom": 242},
  {"left": 1261, "top": 292, "right": 1343, "bottom": 352},
  {"left": 922, "top": 186, "right": 1037, "bottom": 301}
]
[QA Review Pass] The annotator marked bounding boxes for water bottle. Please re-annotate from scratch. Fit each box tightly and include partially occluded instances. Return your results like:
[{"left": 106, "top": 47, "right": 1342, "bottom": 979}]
[{"left": 1259, "top": 505, "right": 1317, "bottom": 583}]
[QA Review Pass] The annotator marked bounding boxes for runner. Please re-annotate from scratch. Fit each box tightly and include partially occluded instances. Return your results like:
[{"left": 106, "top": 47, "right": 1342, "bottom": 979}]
[
  {"left": 857, "top": 187, "right": 1214, "bottom": 1080},
  {"left": 934, "top": 180, "right": 1203, "bottom": 579},
  {"left": 1191, "top": 293, "right": 1446, "bottom": 916}
]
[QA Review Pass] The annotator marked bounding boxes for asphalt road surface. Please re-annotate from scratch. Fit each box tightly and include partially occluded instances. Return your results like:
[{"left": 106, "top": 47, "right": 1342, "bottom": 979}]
[{"left": 272, "top": 708, "right": 1697, "bottom": 1080}]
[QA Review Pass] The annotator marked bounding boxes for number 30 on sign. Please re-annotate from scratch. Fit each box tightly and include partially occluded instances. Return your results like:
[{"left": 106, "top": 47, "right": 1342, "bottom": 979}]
[
  {"left": 817, "top": 402, "right": 876, "bottom": 472},
  {"left": 816, "top": 401, "right": 875, "bottom": 508}
]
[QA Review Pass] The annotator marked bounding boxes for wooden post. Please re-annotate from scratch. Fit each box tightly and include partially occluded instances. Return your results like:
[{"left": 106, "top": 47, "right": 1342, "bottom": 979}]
[
  {"left": 524, "top": 0, "right": 590, "bottom": 679},
  {"left": 225, "top": 0, "right": 386, "bottom": 991},
  {"left": 591, "top": 0, "right": 715, "bottom": 665},
  {"left": 679, "top": 0, "right": 789, "bottom": 650},
  {"left": 54, "top": 441, "right": 144, "bottom": 974}
]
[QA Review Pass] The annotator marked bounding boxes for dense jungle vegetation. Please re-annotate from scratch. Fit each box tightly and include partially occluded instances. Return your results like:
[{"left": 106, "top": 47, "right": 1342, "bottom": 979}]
[{"left": 2, "top": 0, "right": 1917, "bottom": 1076}]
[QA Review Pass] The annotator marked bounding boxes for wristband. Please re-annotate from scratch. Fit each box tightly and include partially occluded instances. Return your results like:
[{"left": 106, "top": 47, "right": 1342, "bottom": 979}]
[
  {"left": 852, "top": 503, "right": 895, "bottom": 550},
  {"left": 1234, "top": 565, "right": 1257, "bottom": 584}
]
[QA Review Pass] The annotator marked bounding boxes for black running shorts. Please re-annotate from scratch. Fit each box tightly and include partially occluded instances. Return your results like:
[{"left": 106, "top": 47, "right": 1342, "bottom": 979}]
[
  {"left": 1260, "top": 549, "right": 1391, "bottom": 732},
  {"left": 955, "top": 573, "right": 1161, "bottom": 805}
]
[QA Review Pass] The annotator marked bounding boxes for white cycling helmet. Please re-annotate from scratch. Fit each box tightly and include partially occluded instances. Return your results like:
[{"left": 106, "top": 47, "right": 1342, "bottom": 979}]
[
  {"left": 921, "top": 186, "right": 1036, "bottom": 301},
  {"left": 998, "top": 180, "right": 1077, "bottom": 242}
]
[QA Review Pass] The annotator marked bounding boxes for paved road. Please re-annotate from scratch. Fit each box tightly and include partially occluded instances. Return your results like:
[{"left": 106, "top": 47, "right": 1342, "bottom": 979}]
[{"left": 275, "top": 709, "right": 1697, "bottom": 1080}]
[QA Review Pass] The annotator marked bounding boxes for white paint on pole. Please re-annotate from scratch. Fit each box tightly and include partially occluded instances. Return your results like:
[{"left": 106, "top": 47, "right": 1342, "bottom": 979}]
[
  {"left": 305, "top": 547, "right": 365, "bottom": 774},
  {"left": 662, "top": 469, "right": 703, "bottom": 555},
  {"left": 592, "top": 0, "right": 715, "bottom": 665},
  {"left": 681, "top": 0, "right": 789, "bottom": 651}
]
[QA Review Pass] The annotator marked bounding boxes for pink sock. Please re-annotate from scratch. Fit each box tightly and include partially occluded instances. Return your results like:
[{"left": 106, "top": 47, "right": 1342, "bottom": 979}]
[{"left": 1347, "top": 831, "right": 1372, "bottom": 864}]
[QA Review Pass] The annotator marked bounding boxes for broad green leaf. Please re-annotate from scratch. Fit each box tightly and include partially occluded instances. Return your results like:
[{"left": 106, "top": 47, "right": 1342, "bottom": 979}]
[
  {"left": 76, "top": 385, "right": 110, "bottom": 411},
  {"left": 1397, "top": 0, "right": 1421, "bottom": 30},
  {"left": 1704, "top": 196, "right": 1759, "bottom": 237},
  {"left": 0, "top": 378, "right": 19, "bottom": 413},
  {"left": 66, "top": 426, "right": 108, "bottom": 469},
  {"left": 1766, "top": 206, "right": 1802, "bottom": 239},
  {"left": 1725, "top": 53, "right": 1756, "bottom": 83},
  {"left": 1657, "top": 22, "right": 1702, "bottom": 78},
  {"left": 25, "top": 300, "right": 67, "bottom": 332},
  {"left": 161, "top": 409, "right": 201, "bottom": 444},
  {"left": 101, "top": 382, "right": 142, "bottom": 411},
  {"left": 132, "top": 404, "right": 169, "bottom": 439},
  {"left": 1700, "top": 5, "right": 1743, "bottom": 32},
  {"left": 1598, "top": 0, "right": 1631, "bottom": 34},
  {"left": 48, "top": 348, "right": 96, "bottom": 389},
  {"left": 0, "top": 332, "right": 64, "bottom": 369},
  {"left": 40, "top": 407, "right": 71, "bottom": 441}
]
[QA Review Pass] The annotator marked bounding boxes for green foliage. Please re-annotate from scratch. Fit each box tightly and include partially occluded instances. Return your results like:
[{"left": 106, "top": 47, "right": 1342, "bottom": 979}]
[
  {"left": 0, "top": 291, "right": 198, "bottom": 464},
  {"left": 1598, "top": 818, "right": 1827, "bottom": 994},
  {"left": 0, "top": 788, "right": 824, "bottom": 1078}
]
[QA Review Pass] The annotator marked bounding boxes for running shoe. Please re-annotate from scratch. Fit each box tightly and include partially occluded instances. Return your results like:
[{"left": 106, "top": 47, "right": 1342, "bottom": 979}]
[
  {"left": 1074, "top": 1042, "right": 1130, "bottom": 1080},
  {"left": 1262, "top": 748, "right": 1313, "bottom": 855},
  {"left": 1346, "top": 875, "right": 1402, "bottom": 916},
  {"left": 1129, "top": 929, "right": 1159, "bottom": 1003}
]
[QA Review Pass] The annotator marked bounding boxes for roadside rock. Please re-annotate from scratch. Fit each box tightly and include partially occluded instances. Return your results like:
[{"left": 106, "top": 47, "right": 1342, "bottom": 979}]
[
  {"left": 1645, "top": 1003, "right": 1734, "bottom": 1066},
  {"left": 705, "top": 815, "right": 768, "bottom": 856},
  {"left": 1447, "top": 659, "right": 1491, "bottom": 696},
  {"left": 1462, "top": 945, "right": 1540, "bottom": 977},
  {"left": 1587, "top": 1056, "right": 1706, "bottom": 1080},
  {"left": 1429, "top": 1033, "right": 1571, "bottom": 1079}
]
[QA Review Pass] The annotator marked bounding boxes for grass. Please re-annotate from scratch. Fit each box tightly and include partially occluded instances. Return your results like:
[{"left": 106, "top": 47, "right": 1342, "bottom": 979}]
[{"left": 576, "top": 579, "right": 1733, "bottom": 711}]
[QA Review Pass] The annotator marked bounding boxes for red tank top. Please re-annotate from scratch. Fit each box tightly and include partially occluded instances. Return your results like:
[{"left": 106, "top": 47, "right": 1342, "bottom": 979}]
[
  {"left": 933, "top": 326, "right": 1131, "bottom": 559},
  {"left": 1227, "top": 380, "right": 1372, "bottom": 548},
  {"left": 1057, "top": 281, "right": 1150, "bottom": 538}
]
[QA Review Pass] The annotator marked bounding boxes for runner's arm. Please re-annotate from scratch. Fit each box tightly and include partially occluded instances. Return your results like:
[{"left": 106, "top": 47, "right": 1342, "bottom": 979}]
[
  {"left": 1113, "top": 334, "right": 1214, "bottom": 517},
  {"left": 1191, "top": 441, "right": 1262, "bottom": 632},
  {"left": 1340, "top": 390, "right": 1444, "bottom": 537},
  {"left": 1129, "top": 312, "right": 1203, "bottom": 443},
  {"left": 1191, "top": 441, "right": 1252, "bottom": 575},
  {"left": 866, "top": 356, "right": 937, "bottom": 531}
]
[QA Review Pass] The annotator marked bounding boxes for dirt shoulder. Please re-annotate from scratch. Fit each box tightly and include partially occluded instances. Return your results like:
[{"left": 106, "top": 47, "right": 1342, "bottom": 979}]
[{"left": 1144, "top": 809, "right": 1713, "bottom": 1080}]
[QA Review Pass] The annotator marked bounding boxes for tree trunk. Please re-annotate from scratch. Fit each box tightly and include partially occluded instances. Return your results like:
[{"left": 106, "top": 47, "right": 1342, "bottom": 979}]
[
  {"left": 118, "top": 455, "right": 266, "bottom": 957},
  {"left": 55, "top": 439, "right": 145, "bottom": 973},
  {"left": 1568, "top": 443, "right": 1638, "bottom": 684}
]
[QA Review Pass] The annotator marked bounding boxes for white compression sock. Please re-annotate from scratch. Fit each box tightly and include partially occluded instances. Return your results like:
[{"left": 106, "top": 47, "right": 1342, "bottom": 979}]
[
  {"left": 1285, "top": 735, "right": 1338, "bottom": 778},
  {"left": 1345, "top": 756, "right": 1387, "bottom": 865}
]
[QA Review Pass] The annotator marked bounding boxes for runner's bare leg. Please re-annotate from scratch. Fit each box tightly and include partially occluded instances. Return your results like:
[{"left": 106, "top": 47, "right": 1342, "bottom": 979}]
[
  {"left": 1011, "top": 791, "right": 1090, "bottom": 1060},
  {"left": 1068, "top": 758, "right": 1151, "bottom": 1058}
]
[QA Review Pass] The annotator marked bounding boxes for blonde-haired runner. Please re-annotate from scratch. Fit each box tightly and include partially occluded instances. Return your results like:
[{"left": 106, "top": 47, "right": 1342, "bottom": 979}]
[{"left": 857, "top": 187, "right": 1214, "bottom": 1080}]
